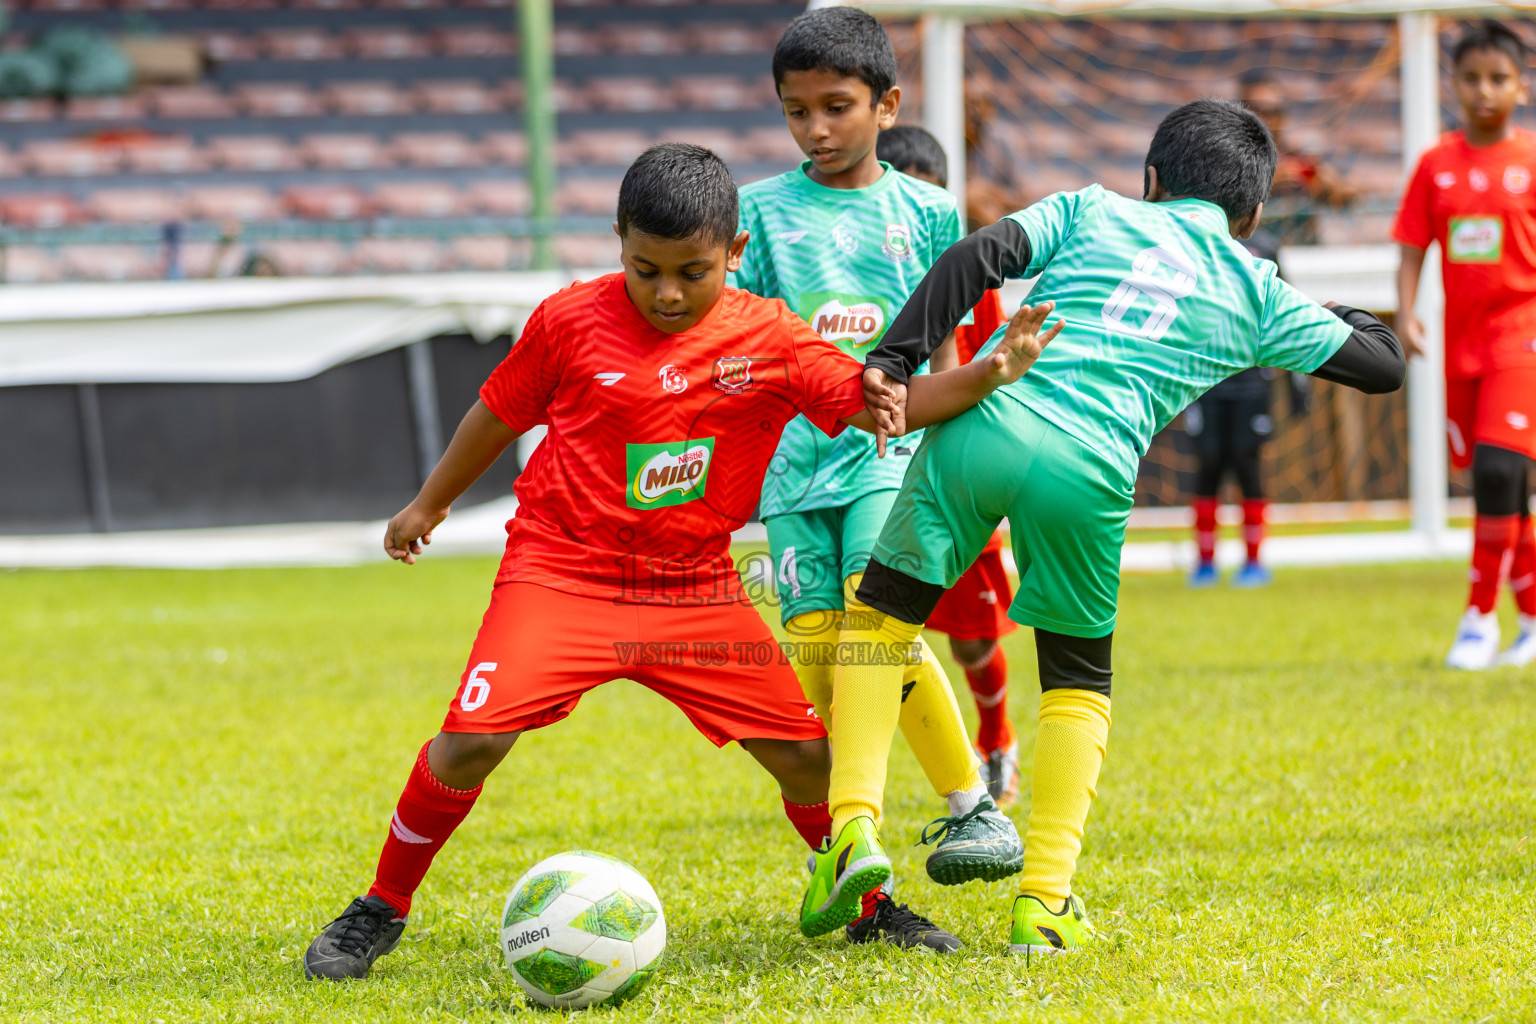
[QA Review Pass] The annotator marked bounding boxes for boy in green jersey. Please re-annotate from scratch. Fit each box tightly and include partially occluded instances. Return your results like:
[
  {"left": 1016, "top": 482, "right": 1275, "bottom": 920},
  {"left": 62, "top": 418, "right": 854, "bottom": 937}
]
[
  {"left": 734, "top": 7, "right": 1027, "bottom": 942},
  {"left": 807, "top": 99, "right": 1406, "bottom": 953}
]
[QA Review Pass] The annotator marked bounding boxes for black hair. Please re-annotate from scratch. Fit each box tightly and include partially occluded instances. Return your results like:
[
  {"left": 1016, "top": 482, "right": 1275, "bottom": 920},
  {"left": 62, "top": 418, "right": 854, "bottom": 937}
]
[
  {"left": 1144, "top": 98, "right": 1277, "bottom": 221},
  {"left": 877, "top": 125, "right": 947, "bottom": 187},
  {"left": 616, "top": 143, "right": 738, "bottom": 247},
  {"left": 771, "top": 6, "right": 897, "bottom": 103},
  {"left": 1453, "top": 20, "right": 1527, "bottom": 72}
]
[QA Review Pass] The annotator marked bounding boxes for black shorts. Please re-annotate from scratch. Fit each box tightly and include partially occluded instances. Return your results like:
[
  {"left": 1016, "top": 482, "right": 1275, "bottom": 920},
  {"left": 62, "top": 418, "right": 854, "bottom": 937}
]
[{"left": 1185, "top": 394, "right": 1274, "bottom": 456}]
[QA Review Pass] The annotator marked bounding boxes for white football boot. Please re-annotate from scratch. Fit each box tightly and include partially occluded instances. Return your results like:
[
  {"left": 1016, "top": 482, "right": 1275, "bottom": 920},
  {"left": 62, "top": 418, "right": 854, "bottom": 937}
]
[
  {"left": 1497, "top": 613, "right": 1536, "bottom": 667},
  {"left": 1445, "top": 608, "right": 1500, "bottom": 670}
]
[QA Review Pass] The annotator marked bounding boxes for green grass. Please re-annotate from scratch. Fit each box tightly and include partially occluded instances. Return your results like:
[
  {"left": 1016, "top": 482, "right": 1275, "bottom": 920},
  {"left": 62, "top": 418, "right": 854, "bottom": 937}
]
[{"left": 2, "top": 557, "right": 1533, "bottom": 1022}]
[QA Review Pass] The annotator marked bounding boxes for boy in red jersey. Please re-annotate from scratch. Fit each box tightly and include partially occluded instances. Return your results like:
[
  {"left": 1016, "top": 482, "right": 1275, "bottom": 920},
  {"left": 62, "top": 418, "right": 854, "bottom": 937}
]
[
  {"left": 302, "top": 144, "right": 1061, "bottom": 980},
  {"left": 1396, "top": 21, "right": 1536, "bottom": 669},
  {"left": 877, "top": 124, "right": 1022, "bottom": 805}
]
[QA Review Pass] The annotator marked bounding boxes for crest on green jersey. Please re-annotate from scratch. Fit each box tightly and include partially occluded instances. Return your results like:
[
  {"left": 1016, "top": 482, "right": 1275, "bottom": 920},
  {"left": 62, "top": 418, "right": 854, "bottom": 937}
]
[
  {"left": 800, "top": 292, "right": 891, "bottom": 356},
  {"left": 881, "top": 223, "right": 913, "bottom": 263},
  {"left": 627, "top": 438, "right": 714, "bottom": 509},
  {"left": 1448, "top": 216, "right": 1504, "bottom": 264}
]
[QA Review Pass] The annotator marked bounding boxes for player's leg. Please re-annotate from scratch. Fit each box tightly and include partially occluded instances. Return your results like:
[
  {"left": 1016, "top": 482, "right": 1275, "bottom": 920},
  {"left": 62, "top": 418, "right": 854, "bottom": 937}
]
[
  {"left": 305, "top": 583, "right": 620, "bottom": 980},
  {"left": 1230, "top": 395, "right": 1275, "bottom": 588},
  {"left": 1444, "top": 380, "right": 1501, "bottom": 667},
  {"left": 766, "top": 507, "right": 848, "bottom": 719},
  {"left": 1466, "top": 368, "right": 1536, "bottom": 666},
  {"left": 1186, "top": 398, "right": 1224, "bottom": 587}
]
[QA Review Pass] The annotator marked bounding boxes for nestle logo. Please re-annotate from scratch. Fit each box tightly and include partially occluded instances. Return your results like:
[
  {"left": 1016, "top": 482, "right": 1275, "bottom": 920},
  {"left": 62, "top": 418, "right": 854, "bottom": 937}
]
[{"left": 506, "top": 926, "right": 550, "bottom": 951}]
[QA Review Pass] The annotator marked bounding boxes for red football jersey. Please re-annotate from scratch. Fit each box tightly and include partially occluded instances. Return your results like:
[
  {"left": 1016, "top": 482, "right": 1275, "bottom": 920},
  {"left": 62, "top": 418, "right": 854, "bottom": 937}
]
[
  {"left": 479, "top": 274, "right": 867, "bottom": 604},
  {"left": 1393, "top": 128, "right": 1536, "bottom": 380}
]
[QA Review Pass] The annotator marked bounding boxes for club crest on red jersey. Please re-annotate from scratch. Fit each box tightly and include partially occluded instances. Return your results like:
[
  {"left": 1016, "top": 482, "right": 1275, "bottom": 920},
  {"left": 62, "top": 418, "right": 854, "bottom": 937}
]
[
  {"left": 658, "top": 364, "right": 688, "bottom": 394},
  {"left": 713, "top": 356, "right": 753, "bottom": 393}
]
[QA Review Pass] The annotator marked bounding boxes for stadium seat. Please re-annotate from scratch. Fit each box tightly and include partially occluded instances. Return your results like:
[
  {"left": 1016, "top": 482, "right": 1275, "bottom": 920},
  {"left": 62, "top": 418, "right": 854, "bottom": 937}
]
[
  {"left": 261, "top": 238, "right": 353, "bottom": 275},
  {"left": 60, "top": 245, "right": 161, "bottom": 282},
  {"left": 22, "top": 139, "right": 123, "bottom": 177},
  {"left": 0, "top": 146, "right": 22, "bottom": 178},
  {"left": 0, "top": 98, "right": 56, "bottom": 123},
  {"left": 567, "top": 130, "right": 652, "bottom": 167},
  {"left": 302, "top": 133, "right": 393, "bottom": 170},
  {"left": 123, "top": 0, "right": 195, "bottom": 10},
  {"left": 293, "top": 0, "right": 364, "bottom": 9},
  {"left": 481, "top": 131, "right": 528, "bottom": 167},
  {"left": 260, "top": 28, "right": 346, "bottom": 61},
  {"left": 601, "top": 23, "right": 683, "bottom": 56},
  {"left": 199, "top": 29, "right": 261, "bottom": 61},
  {"left": 89, "top": 188, "right": 188, "bottom": 224},
  {"left": 149, "top": 85, "right": 238, "bottom": 119},
  {"left": 554, "top": 234, "right": 618, "bottom": 268},
  {"left": 2, "top": 246, "right": 61, "bottom": 283},
  {"left": 672, "top": 75, "right": 766, "bottom": 112},
  {"left": 32, "top": 0, "right": 108, "bottom": 10},
  {"left": 685, "top": 22, "right": 771, "bottom": 55},
  {"left": 449, "top": 234, "right": 520, "bottom": 271},
  {"left": 587, "top": 76, "right": 674, "bottom": 113},
  {"left": 655, "top": 127, "right": 742, "bottom": 163},
  {"left": 392, "top": 131, "right": 483, "bottom": 169},
  {"left": 381, "top": 0, "right": 455, "bottom": 8},
  {"left": 545, "top": 79, "right": 589, "bottom": 113},
  {"left": 283, "top": 184, "right": 374, "bottom": 220},
  {"left": 464, "top": 178, "right": 530, "bottom": 215},
  {"left": 346, "top": 27, "right": 434, "bottom": 59},
  {"left": 372, "top": 181, "right": 466, "bottom": 218},
  {"left": 433, "top": 26, "right": 518, "bottom": 58},
  {"left": 555, "top": 178, "right": 619, "bottom": 216},
  {"left": 552, "top": 25, "right": 604, "bottom": 57},
  {"left": 739, "top": 126, "right": 806, "bottom": 165},
  {"left": 0, "top": 193, "right": 85, "bottom": 228},
  {"left": 237, "top": 82, "right": 328, "bottom": 117},
  {"left": 65, "top": 95, "right": 149, "bottom": 121},
  {"left": 207, "top": 134, "right": 303, "bottom": 172},
  {"left": 326, "top": 81, "right": 416, "bottom": 116},
  {"left": 413, "top": 79, "right": 501, "bottom": 115},
  {"left": 186, "top": 185, "right": 282, "bottom": 221},
  {"left": 205, "top": 0, "right": 281, "bottom": 9},
  {"left": 353, "top": 237, "right": 446, "bottom": 273},
  {"left": 464, "top": 0, "right": 515, "bottom": 7}
]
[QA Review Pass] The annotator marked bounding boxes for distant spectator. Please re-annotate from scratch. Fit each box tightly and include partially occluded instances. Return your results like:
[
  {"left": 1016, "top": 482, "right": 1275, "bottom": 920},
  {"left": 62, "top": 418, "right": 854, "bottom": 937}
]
[
  {"left": 964, "top": 87, "right": 1028, "bottom": 229},
  {"left": 240, "top": 253, "right": 281, "bottom": 277},
  {"left": 1240, "top": 70, "right": 1357, "bottom": 243}
]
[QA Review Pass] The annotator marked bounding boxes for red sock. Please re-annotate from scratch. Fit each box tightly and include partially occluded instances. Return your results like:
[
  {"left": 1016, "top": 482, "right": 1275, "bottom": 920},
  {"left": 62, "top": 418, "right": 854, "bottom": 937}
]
[
  {"left": 1511, "top": 516, "right": 1536, "bottom": 615},
  {"left": 1469, "top": 514, "right": 1520, "bottom": 614},
  {"left": 1242, "top": 498, "right": 1267, "bottom": 564},
  {"left": 964, "top": 645, "right": 1014, "bottom": 754},
  {"left": 366, "top": 741, "right": 482, "bottom": 917},
  {"left": 782, "top": 797, "right": 832, "bottom": 850},
  {"left": 1193, "top": 497, "right": 1218, "bottom": 564}
]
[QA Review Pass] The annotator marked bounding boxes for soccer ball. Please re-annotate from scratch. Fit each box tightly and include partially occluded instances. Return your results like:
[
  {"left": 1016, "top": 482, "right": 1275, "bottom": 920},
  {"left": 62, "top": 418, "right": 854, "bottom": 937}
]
[{"left": 500, "top": 850, "right": 667, "bottom": 1009}]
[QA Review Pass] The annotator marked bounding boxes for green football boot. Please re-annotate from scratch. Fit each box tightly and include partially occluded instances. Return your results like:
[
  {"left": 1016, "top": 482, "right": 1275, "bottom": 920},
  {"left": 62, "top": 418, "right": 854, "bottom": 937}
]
[
  {"left": 1008, "top": 893, "right": 1094, "bottom": 958},
  {"left": 917, "top": 795, "right": 1024, "bottom": 885},
  {"left": 800, "top": 817, "right": 892, "bottom": 938}
]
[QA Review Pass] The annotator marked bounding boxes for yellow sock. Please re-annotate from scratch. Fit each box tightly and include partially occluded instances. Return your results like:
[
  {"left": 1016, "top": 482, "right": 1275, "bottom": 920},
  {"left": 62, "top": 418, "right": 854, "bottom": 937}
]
[
  {"left": 783, "top": 609, "right": 843, "bottom": 722},
  {"left": 828, "top": 595, "right": 920, "bottom": 837},
  {"left": 1020, "top": 688, "right": 1111, "bottom": 908}
]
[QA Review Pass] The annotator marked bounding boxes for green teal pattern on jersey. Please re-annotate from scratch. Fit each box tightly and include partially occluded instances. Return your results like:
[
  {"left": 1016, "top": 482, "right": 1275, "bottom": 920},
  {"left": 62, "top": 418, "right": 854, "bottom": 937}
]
[
  {"left": 734, "top": 162, "right": 965, "bottom": 516},
  {"left": 988, "top": 186, "right": 1352, "bottom": 484}
]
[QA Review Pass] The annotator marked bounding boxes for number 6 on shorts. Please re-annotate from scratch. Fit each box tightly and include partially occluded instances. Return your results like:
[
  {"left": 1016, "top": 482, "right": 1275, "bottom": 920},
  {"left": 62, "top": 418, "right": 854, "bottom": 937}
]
[{"left": 461, "top": 662, "right": 497, "bottom": 712}]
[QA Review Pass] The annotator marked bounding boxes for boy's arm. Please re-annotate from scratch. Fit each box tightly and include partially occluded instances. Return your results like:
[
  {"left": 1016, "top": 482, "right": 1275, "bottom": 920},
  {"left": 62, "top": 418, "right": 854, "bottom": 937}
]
[
  {"left": 1309, "top": 303, "right": 1405, "bottom": 394},
  {"left": 1395, "top": 244, "right": 1427, "bottom": 359},
  {"left": 385, "top": 400, "right": 518, "bottom": 563}
]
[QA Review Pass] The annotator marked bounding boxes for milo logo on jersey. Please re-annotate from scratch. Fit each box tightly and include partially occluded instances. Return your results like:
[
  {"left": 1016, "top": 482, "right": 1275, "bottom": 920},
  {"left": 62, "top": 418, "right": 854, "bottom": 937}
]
[
  {"left": 627, "top": 438, "right": 715, "bottom": 509},
  {"left": 1449, "top": 216, "right": 1504, "bottom": 264},
  {"left": 800, "top": 292, "right": 891, "bottom": 357}
]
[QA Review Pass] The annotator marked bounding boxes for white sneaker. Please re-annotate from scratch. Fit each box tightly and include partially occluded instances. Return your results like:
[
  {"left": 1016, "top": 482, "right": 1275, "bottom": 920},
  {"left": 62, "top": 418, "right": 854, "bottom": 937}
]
[
  {"left": 1497, "top": 614, "right": 1536, "bottom": 666},
  {"left": 1445, "top": 608, "right": 1500, "bottom": 670}
]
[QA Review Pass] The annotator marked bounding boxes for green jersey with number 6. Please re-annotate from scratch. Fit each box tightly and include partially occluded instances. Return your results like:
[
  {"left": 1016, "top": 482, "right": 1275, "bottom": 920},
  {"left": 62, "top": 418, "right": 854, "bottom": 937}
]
[
  {"left": 734, "top": 162, "right": 966, "bottom": 516},
  {"left": 992, "top": 185, "right": 1352, "bottom": 482}
]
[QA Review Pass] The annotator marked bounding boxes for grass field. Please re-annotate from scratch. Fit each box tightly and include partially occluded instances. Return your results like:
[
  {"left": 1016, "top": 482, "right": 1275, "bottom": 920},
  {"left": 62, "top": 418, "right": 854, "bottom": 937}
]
[{"left": 3, "top": 556, "right": 1533, "bottom": 1023}]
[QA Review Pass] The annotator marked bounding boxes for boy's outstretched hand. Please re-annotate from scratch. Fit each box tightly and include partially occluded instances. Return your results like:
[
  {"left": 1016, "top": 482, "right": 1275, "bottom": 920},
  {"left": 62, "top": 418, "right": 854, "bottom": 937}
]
[
  {"left": 385, "top": 501, "right": 449, "bottom": 564},
  {"left": 985, "top": 301, "right": 1063, "bottom": 386}
]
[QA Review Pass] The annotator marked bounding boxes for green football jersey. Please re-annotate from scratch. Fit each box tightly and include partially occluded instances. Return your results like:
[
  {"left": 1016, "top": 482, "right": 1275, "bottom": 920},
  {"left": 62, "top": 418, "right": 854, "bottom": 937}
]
[
  {"left": 992, "top": 185, "right": 1351, "bottom": 482},
  {"left": 734, "top": 161, "right": 965, "bottom": 516}
]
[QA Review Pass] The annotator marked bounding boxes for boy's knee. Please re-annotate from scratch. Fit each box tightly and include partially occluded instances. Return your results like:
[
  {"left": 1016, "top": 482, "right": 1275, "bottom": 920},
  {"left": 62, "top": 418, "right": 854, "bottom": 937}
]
[
  {"left": 1034, "top": 628, "right": 1112, "bottom": 698},
  {"left": 949, "top": 636, "right": 996, "bottom": 670},
  {"left": 430, "top": 730, "right": 519, "bottom": 787},
  {"left": 745, "top": 736, "right": 831, "bottom": 785},
  {"left": 1473, "top": 444, "right": 1531, "bottom": 516}
]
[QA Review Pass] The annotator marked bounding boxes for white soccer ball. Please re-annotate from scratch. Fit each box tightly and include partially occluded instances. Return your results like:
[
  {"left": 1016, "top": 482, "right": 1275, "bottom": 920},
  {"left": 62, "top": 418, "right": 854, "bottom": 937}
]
[{"left": 500, "top": 850, "right": 667, "bottom": 1009}]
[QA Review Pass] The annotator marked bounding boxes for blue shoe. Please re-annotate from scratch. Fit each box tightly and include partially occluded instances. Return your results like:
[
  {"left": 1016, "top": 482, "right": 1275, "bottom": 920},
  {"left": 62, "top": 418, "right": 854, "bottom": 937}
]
[
  {"left": 1232, "top": 562, "right": 1272, "bottom": 588},
  {"left": 1187, "top": 562, "right": 1219, "bottom": 588}
]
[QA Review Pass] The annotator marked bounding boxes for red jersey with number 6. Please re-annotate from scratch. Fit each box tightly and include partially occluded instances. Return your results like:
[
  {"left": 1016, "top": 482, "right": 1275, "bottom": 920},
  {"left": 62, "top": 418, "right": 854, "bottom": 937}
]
[
  {"left": 478, "top": 273, "right": 866, "bottom": 604},
  {"left": 1393, "top": 128, "right": 1536, "bottom": 380}
]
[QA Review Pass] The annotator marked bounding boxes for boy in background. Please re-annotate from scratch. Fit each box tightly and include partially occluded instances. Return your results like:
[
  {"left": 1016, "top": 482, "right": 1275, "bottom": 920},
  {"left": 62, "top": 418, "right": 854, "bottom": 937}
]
[
  {"left": 1395, "top": 21, "right": 1536, "bottom": 669},
  {"left": 877, "top": 124, "right": 1022, "bottom": 806}
]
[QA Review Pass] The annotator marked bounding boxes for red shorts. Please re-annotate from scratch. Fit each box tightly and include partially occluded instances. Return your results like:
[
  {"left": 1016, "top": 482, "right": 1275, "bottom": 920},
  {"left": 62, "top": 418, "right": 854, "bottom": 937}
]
[
  {"left": 925, "top": 548, "right": 1018, "bottom": 642},
  {"left": 441, "top": 582, "right": 825, "bottom": 746},
  {"left": 1447, "top": 368, "right": 1536, "bottom": 469}
]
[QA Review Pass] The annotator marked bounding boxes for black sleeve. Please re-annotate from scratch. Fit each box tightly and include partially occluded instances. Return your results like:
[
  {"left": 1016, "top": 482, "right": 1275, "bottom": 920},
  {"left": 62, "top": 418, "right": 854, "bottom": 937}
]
[
  {"left": 1309, "top": 304, "right": 1406, "bottom": 395},
  {"left": 865, "top": 218, "right": 1034, "bottom": 383}
]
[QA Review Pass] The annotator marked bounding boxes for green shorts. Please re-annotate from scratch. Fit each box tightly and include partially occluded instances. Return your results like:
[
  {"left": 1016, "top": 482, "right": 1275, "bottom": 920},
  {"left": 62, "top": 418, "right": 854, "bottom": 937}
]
[
  {"left": 872, "top": 395, "right": 1134, "bottom": 638},
  {"left": 764, "top": 488, "right": 897, "bottom": 623}
]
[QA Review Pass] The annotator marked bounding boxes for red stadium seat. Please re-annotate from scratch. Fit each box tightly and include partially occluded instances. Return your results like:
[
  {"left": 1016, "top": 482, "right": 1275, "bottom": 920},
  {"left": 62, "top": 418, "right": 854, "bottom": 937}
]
[
  {"left": 739, "top": 126, "right": 807, "bottom": 165},
  {"left": 685, "top": 22, "right": 770, "bottom": 55},
  {"left": 260, "top": 28, "right": 346, "bottom": 61},
  {"left": 292, "top": 0, "right": 364, "bottom": 8},
  {"left": 0, "top": 146, "right": 22, "bottom": 178},
  {"left": 464, "top": 178, "right": 531, "bottom": 215},
  {"left": 89, "top": 188, "right": 188, "bottom": 224},
  {"left": 353, "top": 237, "right": 447, "bottom": 273},
  {"left": 0, "top": 193, "right": 85, "bottom": 228},
  {"left": 236, "top": 82, "right": 327, "bottom": 117},
  {"left": 552, "top": 25, "right": 603, "bottom": 57},
  {"left": 567, "top": 130, "right": 652, "bottom": 167},
  {"left": 346, "top": 27, "right": 434, "bottom": 59},
  {"left": 481, "top": 131, "right": 529, "bottom": 167},
  {"left": 586, "top": 77, "right": 673, "bottom": 113},
  {"left": 413, "top": 79, "right": 500, "bottom": 115},
  {"left": 60, "top": 245, "right": 161, "bottom": 282},
  {"left": 380, "top": 0, "right": 453, "bottom": 8},
  {"left": 149, "top": 85, "right": 238, "bottom": 119},
  {"left": 655, "top": 127, "right": 743, "bottom": 163},
  {"left": 601, "top": 23, "right": 683, "bottom": 56},
  {"left": 32, "top": 0, "right": 107, "bottom": 10},
  {"left": 199, "top": 29, "right": 261, "bottom": 61},
  {"left": 205, "top": 0, "right": 280, "bottom": 8},
  {"left": 449, "top": 235, "right": 519, "bottom": 271},
  {"left": 3, "top": 246, "right": 61, "bottom": 283},
  {"left": 22, "top": 139, "right": 123, "bottom": 177},
  {"left": 554, "top": 234, "right": 619, "bottom": 268},
  {"left": 672, "top": 75, "right": 763, "bottom": 112},
  {"left": 373, "top": 181, "right": 467, "bottom": 218},
  {"left": 284, "top": 184, "right": 374, "bottom": 220},
  {"left": 433, "top": 26, "right": 517, "bottom": 58},
  {"left": 555, "top": 178, "right": 619, "bottom": 216},
  {"left": 123, "top": 136, "right": 211, "bottom": 174},
  {"left": 65, "top": 95, "right": 149, "bottom": 121},
  {"left": 262, "top": 238, "right": 353, "bottom": 275},
  {"left": 207, "top": 135, "right": 303, "bottom": 172},
  {"left": 302, "top": 133, "right": 393, "bottom": 171},
  {"left": 0, "top": 98, "right": 56, "bottom": 123},
  {"left": 463, "top": 0, "right": 515, "bottom": 7},
  {"left": 185, "top": 185, "right": 282, "bottom": 221},
  {"left": 325, "top": 81, "right": 415, "bottom": 117},
  {"left": 392, "top": 132, "right": 484, "bottom": 170}
]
